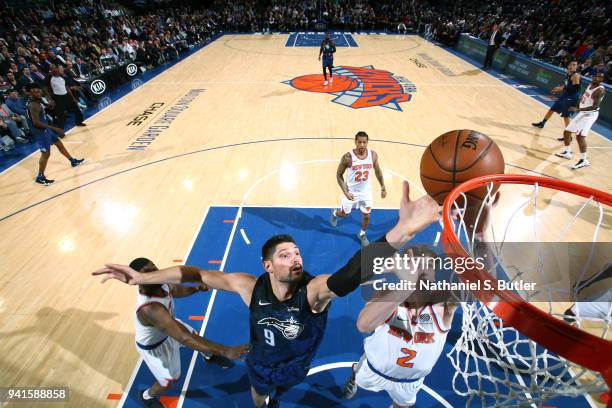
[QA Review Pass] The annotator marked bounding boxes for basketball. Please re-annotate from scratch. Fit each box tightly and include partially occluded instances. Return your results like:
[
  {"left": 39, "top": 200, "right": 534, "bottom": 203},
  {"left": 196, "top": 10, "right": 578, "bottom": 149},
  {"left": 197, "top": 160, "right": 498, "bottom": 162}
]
[{"left": 420, "top": 129, "right": 505, "bottom": 205}]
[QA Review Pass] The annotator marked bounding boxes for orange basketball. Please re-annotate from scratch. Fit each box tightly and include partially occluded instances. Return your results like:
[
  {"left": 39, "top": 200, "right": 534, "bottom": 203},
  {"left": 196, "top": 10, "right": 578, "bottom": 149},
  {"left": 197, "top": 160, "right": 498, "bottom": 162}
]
[{"left": 420, "top": 129, "right": 505, "bottom": 205}]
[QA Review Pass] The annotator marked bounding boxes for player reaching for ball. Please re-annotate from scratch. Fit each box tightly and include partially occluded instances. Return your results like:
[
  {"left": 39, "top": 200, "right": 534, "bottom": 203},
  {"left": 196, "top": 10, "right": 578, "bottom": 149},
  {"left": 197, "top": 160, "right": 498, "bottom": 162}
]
[
  {"left": 343, "top": 247, "right": 457, "bottom": 407},
  {"left": 129, "top": 258, "right": 248, "bottom": 408},
  {"left": 330, "top": 131, "right": 387, "bottom": 247},
  {"left": 94, "top": 181, "right": 440, "bottom": 408}
]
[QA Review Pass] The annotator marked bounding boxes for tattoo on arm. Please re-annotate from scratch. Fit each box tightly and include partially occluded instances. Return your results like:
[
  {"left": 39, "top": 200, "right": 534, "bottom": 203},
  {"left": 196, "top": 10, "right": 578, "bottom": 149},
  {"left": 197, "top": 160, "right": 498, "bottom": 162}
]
[{"left": 336, "top": 153, "right": 351, "bottom": 194}]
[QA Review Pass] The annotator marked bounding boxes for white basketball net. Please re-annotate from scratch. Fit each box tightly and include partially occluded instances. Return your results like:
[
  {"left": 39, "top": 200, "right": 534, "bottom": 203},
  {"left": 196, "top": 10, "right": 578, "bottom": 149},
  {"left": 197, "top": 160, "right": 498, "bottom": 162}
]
[{"left": 445, "top": 181, "right": 611, "bottom": 407}]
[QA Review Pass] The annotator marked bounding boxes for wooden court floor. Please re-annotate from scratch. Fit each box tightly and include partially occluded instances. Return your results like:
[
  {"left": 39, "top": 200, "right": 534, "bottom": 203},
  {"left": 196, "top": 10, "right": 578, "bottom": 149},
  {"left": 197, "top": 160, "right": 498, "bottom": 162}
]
[{"left": 0, "top": 34, "right": 610, "bottom": 407}]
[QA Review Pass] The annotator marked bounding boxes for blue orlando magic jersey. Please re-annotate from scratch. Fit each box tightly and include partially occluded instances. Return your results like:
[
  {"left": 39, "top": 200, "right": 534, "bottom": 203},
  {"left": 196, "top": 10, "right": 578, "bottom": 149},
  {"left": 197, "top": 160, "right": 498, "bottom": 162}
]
[
  {"left": 248, "top": 272, "right": 328, "bottom": 367},
  {"left": 564, "top": 72, "right": 581, "bottom": 97}
]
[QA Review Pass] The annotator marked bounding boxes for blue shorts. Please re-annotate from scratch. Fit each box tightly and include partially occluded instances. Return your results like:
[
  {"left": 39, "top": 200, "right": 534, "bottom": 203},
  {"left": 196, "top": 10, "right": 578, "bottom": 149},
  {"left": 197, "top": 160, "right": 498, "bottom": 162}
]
[
  {"left": 551, "top": 94, "right": 580, "bottom": 117},
  {"left": 322, "top": 56, "right": 333, "bottom": 68},
  {"left": 33, "top": 128, "right": 58, "bottom": 152},
  {"left": 247, "top": 357, "right": 310, "bottom": 396}
]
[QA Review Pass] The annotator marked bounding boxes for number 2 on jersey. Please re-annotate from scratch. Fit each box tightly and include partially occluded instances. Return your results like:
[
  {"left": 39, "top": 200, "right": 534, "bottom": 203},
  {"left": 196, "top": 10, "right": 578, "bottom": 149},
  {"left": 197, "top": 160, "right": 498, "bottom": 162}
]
[
  {"left": 354, "top": 170, "right": 369, "bottom": 182},
  {"left": 396, "top": 348, "right": 417, "bottom": 367}
]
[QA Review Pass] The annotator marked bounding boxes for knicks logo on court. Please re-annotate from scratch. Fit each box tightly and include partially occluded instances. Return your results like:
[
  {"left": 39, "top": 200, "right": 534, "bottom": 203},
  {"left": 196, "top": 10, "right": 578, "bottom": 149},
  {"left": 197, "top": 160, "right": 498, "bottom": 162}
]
[
  {"left": 283, "top": 65, "right": 416, "bottom": 111},
  {"left": 258, "top": 317, "right": 304, "bottom": 340}
]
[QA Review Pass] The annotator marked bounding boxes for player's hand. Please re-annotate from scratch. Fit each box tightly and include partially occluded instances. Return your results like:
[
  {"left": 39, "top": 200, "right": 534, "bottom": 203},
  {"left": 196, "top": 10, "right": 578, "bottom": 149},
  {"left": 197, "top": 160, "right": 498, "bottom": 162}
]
[
  {"left": 381, "top": 187, "right": 387, "bottom": 199},
  {"left": 386, "top": 181, "right": 441, "bottom": 246},
  {"left": 344, "top": 191, "right": 354, "bottom": 201},
  {"left": 55, "top": 128, "right": 65, "bottom": 137},
  {"left": 569, "top": 106, "right": 579, "bottom": 112},
  {"left": 318, "top": 56, "right": 321, "bottom": 61},
  {"left": 551, "top": 86, "right": 562, "bottom": 94},
  {"left": 197, "top": 284, "right": 209, "bottom": 292},
  {"left": 223, "top": 343, "right": 249, "bottom": 361},
  {"left": 92, "top": 263, "right": 145, "bottom": 285}
]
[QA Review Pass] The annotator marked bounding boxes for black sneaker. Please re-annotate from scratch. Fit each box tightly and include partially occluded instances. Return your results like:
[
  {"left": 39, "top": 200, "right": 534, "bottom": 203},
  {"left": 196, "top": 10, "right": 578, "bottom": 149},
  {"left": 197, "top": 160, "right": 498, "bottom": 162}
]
[
  {"left": 137, "top": 390, "right": 164, "bottom": 408},
  {"left": 202, "top": 353, "right": 234, "bottom": 369},
  {"left": 35, "top": 175, "right": 55, "bottom": 186},
  {"left": 265, "top": 398, "right": 280, "bottom": 408},
  {"left": 70, "top": 158, "right": 85, "bottom": 167},
  {"left": 75, "top": 122, "right": 87, "bottom": 127},
  {"left": 531, "top": 121, "right": 545, "bottom": 128}
]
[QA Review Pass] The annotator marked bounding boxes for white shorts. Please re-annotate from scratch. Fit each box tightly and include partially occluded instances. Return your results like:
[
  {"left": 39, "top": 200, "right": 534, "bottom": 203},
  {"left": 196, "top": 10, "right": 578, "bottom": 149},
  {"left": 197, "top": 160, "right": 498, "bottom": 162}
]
[
  {"left": 136, "top": 319, "right": 196, "bottom": 386},
  {"left": 341, "top": 191, "right": 372, "bottom": 214},
  {"left": 572, "top": 289, "right": 612, "bottom": 320},
  {"left": 565, "top": 111, "right": 599, "bottom": 136},
  {"left": 354, "top": 355, "right": 424, "bottom": 406}
]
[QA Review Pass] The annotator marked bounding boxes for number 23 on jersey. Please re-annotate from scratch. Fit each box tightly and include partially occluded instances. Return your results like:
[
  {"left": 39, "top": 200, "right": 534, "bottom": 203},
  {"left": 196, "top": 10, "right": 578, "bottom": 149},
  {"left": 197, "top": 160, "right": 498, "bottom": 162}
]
[{"left": 354, "top": 170, "right": 369, "bottom": 182}]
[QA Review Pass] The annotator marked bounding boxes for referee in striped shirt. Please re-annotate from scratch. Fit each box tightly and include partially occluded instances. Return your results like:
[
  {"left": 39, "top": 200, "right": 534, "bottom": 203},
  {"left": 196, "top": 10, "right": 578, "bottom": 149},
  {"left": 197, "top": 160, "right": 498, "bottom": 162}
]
[{"left": 45, "top": 64, "right": 86, "bottom": 132}]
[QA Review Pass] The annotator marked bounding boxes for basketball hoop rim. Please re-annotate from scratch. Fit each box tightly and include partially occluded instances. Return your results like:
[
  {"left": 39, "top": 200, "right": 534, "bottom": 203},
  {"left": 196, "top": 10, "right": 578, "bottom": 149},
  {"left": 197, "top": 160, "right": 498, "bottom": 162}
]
[{"left": 441, "top": 173, "right": 612, "bottom": 395}]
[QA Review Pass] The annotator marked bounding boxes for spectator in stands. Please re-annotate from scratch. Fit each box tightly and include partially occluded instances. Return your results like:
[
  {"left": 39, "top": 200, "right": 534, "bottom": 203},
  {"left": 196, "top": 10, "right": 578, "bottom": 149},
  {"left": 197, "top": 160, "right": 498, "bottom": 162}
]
[
  {"left": 74, "top": 57, "right": 88, "bottom": 78},
  {"left": 0, "top": 101, "right": 28, "bottom": 144},
  {"left": 17, "top": 67, "right": 35, "bottom": 92},
  {"left": 5, "top": 71, "right": 18, "bottom": 89},
  {"left": 29, "top": 64, "right": 47, "bottom": 86},
  {"left": 4, "top": 89, "right": 29, "bottom": 136}
]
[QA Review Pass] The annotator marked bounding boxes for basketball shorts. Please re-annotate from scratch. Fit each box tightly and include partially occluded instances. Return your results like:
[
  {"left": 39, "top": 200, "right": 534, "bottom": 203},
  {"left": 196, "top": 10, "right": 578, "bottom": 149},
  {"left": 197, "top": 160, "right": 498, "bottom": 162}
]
[
  {"left": 341, "top": 191, "right": 372, "bottom": 214},
  {"left": 33, "top": 128, "right": 58, "bottom": 153},
  {"left": 354, "top": 354, "right": 425, "bottom": 406},
  {"left": 571, "top": 289, "right": 612, "bottom": 320},
  {"left": 551, "top": 94, "right": 580, "bottom": 117},
  {"left": 136, "top": 319, "right": 196, "bottom": 386},
  {"left": 565, "top": 111, "right": 599, "bottom": 136},
  {"left": 322, "top": 56, "right": 333, "bottom": 68},
  {"left": 247, "top": 357, "right": 311, "bottom": 396}
]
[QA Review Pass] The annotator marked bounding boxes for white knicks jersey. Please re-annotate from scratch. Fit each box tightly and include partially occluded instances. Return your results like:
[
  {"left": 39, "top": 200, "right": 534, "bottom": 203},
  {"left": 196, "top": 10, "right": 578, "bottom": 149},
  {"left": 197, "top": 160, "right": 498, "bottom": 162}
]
[
  {"left": 364, "top": 303, "right": 449, "bottom": 380},
  {"left": 346, "top": 148, "right": 374, "bottom": 194},
  {"left": 579, "top": 84, "right": 604, "bottom": 110},
  {"left": 134, "top": 284, "right": 175, "bottom": 346}
]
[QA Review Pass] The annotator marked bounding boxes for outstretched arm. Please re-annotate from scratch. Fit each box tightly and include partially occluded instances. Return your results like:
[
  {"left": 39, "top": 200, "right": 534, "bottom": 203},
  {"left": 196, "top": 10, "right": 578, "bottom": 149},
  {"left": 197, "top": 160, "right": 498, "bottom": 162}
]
[
  {"left": 356, "top": 289, "right": 407, "bottom": 333},
  {"left": 138, "top": 303, "right": 248, "bottom": 360},
  {"left": 170, "top": 284, "right": 208, "bottom": 298},
  {"left": 93, "top": 265, "right": 257, "bottom": 306},
  {"left": 308, "top": 181, "right": 441, "bottom": 308}
]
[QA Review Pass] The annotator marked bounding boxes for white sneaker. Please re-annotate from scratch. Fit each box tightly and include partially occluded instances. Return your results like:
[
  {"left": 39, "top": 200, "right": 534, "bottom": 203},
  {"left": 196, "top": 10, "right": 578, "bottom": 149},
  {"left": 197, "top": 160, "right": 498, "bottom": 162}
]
[
  {"left": 330, "top": 77, "right": 333, "bottom": 83},
  {"left": 323, "top": 80, "right": 328, "bottom": 85},
  {"left": 572, "top": 159, "right": 590, "bottom": 169},
  {"left": 554, "top": 151, "right": 573, "bottom": 160}
]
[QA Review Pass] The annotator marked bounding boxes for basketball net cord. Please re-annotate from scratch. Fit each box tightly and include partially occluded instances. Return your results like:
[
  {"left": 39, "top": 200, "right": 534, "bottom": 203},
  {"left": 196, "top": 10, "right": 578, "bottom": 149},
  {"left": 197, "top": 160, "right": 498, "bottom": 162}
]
[{"left": 445, "top": 181, "right": 611, "bottom": 407}]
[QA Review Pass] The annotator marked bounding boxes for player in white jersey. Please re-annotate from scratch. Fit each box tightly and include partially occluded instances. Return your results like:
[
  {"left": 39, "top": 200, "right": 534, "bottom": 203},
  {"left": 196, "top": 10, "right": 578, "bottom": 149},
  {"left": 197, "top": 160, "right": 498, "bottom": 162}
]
[
  {"left": 330, "top": 131, "right": 387, "bottom": 247},
  {"left": 555, "top": 71, "right": 606, "bottom": 169},
  {"left": 131, "top": 257, "right": 249, "bottom": 408},
  {"left": 343, "top": 247, "right": 457, "bottom": 407}
]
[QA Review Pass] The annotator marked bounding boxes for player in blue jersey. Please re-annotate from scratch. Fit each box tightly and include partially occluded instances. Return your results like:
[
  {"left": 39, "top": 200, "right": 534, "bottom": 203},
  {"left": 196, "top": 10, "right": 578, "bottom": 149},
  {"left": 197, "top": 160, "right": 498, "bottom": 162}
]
[
  {"left": 25, "top": 83, "right": 84, "bottom": 185},
  {"left": 94, "top": 182, "right": 440, "bottom": 407},
  {"left": 532, "top": 60, "right": 581, "bottom": 138},
  {"left": 318, "top": 32, "right": 336, "bottom": 86}
]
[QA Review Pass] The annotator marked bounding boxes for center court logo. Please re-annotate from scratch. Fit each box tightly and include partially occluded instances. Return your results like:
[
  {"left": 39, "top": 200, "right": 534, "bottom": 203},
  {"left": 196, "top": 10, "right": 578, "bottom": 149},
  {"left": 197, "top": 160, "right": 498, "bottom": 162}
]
[{"left": 283, "top": 65, "right": 416, "bottom": 111}]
